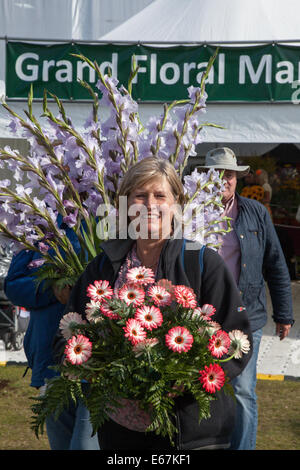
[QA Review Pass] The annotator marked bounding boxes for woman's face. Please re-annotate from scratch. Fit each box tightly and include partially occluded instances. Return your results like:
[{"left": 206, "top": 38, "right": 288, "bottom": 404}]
[{"left": 127, "top": 176, "right": 177, "bottom": 240}]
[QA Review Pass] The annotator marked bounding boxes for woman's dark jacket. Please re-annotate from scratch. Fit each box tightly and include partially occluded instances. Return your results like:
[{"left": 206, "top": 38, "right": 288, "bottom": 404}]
[{"left": 53, "top": 237, "right": 252, "bottom": 450}]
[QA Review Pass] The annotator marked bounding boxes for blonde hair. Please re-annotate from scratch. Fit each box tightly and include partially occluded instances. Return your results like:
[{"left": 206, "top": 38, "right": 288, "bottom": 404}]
[{"left": 117, "top": 157, "right": 185, "bottom": 206}]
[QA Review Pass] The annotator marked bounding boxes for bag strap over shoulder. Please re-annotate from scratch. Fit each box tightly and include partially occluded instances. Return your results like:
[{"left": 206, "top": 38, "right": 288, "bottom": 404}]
[
  {"left": 181, "top": 239, "right": 206, "bottom": 301},
  {"left": 99, "top": 252, "right": 107, "bottom": 272}
]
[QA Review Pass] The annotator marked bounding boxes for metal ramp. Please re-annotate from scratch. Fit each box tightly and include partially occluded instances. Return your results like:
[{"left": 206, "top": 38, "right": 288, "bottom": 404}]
[{"left": 257, "top": 281, "right": 300, "bottom": 379}]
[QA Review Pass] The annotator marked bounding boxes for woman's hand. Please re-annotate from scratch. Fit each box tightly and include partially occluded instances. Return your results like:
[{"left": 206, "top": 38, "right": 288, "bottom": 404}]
[
  {"left": 108, "top": 398, "right": 152, "bottom": 432},
  {"left": 53, "top": 285, "right": 71, "bottom": 305}
]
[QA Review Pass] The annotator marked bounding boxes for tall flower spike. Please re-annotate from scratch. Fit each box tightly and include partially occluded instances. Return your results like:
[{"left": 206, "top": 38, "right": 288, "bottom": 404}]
[{"left": 0, "top": 50, "right": 231, "bottom": 295}]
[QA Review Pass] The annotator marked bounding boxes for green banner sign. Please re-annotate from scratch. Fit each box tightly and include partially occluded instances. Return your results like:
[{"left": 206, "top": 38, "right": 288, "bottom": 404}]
[{"left": 6, "top": 42, "right": 300, "bottom": 102}]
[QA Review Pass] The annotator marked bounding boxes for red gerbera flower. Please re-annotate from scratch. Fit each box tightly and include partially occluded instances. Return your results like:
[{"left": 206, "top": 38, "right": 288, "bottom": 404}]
[
  {"left": 208, "top": 330, "right": 231, "bottom": 358},
  {"left": 173, "top": 285, "right": 197, "bottom": 309},
  {"left": 199, "top": 363, "right": 225, "bottom": 393}
]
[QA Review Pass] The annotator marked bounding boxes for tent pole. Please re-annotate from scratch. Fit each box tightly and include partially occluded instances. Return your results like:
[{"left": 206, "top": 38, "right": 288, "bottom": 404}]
[{"left": 2, "top": 37, "right": 300, "bottom": 45}]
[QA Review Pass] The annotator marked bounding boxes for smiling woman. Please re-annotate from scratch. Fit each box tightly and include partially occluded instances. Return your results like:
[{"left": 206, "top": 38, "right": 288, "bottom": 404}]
[{"left": 52, "top": 155, "right": 253, "bottom": 451}]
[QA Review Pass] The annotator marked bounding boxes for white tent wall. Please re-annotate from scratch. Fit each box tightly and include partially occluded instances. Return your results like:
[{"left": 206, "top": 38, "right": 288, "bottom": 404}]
[
  {"left": 0, "top": 0, "right": 154, "bottom": 40},
  {"left": 0, "top": 0, "right": 154, "bottom": 152},
  {"left": 1, "top": 0, "right": 300, "bottom": 156},
  {"left": 100, "top": 0, "right": 300, "bottom": 156}
]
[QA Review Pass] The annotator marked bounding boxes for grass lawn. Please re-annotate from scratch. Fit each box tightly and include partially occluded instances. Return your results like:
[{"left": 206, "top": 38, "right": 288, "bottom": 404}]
[{"left": 0, "top": 365, "right": 299, "bottom": 450}]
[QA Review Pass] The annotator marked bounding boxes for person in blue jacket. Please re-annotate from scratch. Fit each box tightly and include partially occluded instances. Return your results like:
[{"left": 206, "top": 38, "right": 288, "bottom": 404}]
[
  {"left": 201, "top": 147, "right": 294, "bottom": 450},
  {"left": 4, "top": 221, "right": 99, "bottom": 450}
]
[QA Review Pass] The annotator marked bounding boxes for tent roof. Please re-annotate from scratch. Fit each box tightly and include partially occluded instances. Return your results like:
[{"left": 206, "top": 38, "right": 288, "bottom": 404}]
[
  {"left": 0, "top": 0, "right": 153, "bottom": 40},
  {"left": 101, "top": 0, "right": 300, "bottom": 43}
]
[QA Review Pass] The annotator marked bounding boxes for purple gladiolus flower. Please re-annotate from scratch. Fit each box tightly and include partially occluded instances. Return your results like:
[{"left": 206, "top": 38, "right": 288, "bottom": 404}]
[
  {"left": 38, "top": 242, "right": 50, "bottom": 254},
  {"left": 28, "top": 258, "right": 46, "bottom": 269},
  {"left": 63, "top": 209, "right": 78, "bottom": 228}
]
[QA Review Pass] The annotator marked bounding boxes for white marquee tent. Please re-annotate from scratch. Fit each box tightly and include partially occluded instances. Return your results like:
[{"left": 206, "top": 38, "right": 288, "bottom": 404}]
[
  {"left": 101, "top": 0, "right": 300, "bottom": 43},
  {"left": 1, "top": 0, "right": 300, "bottom": 156},
  {"left": 101, "top": 0, "right": 300, "bottom": 155},
  {"left": 0, "top": 0, "right": 153, "bottom": 142}
]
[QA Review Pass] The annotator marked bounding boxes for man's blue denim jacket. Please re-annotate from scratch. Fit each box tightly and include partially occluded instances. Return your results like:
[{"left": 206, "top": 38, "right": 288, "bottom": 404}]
[{"left": 233, "top": 193, "right": 294, "bottom": 332}]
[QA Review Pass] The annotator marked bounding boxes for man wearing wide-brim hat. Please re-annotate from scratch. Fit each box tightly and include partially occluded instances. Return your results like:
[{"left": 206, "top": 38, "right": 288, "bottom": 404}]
[
  {"left": 200, "top": 147, "right": 294, "bottom": 451},
  {"left": 201, "top": 147, "right": 250, "bottom": 178}
]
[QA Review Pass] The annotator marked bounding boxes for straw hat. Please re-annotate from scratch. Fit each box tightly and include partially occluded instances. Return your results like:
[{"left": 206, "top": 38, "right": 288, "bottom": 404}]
[{"left": 200, "top": 147, "right": 250, "bottom": 178}]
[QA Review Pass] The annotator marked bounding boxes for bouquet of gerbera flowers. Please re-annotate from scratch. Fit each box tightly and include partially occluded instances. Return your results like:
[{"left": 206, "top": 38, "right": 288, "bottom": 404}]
[{"left": 31, "top": 266, "right": 250, "bottom": 444}]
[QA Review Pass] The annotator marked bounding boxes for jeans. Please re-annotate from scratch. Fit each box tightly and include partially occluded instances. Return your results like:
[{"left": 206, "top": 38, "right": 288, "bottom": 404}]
[
  {"left": 230, "top": 328, "right": 263, "bottom": 450},
  {"left": 46, "top": 400, "right": 100, "bottom": 450}
]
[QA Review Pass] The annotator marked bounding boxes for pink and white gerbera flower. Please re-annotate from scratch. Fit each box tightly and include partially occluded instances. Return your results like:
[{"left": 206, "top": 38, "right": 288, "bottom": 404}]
[
  {"left": 208, "top": 330, "right": 231, "bottom": 358},
  {"left": 198, "top": 320, "right": 222, "bottom": 337},
  {"left": 147, "top": 285, "right": 172, "bottom": 306},
  {"left": 85, "top": 299, "right": 102, "bottom": 323},
  {"left": 135, "top": 305, "right": 163, "bottom": 330},
  {"left": 65, "top": 334, "right": 92, "bottom": 365},
  {"left": 199, "top": 363, "right": 225, "bottom": 393},
  {"left": 59, "top": 312, "right": 86, "bottom": 340},
  {"left": 133, "top": 338, "right": 159, "bottom": 357},
  {"left": 199, "top": 304, "right": 216, "bottom": 319},
  {"left": 173, "top": 285, "right": 197, "bottom": 309},
  {"left": 118, "top": 284, "right": 145, "bottom": 307},
  {"left": 228, "top": 330, "right": 251, "bottom": 359},
  {"left": 100, "top": 301, "right": 120, "bottom": 320},
  {"left": 123, "top": 318, "right": 147, "bottom": 345},
  {"left": 126, "top": 266, "right": 155, "bottom": 286},
  {"left": 86, "top": 280, "right": 113, "bottom": 302},
  {"left": 193, "top": 304, "right": 216, "bottom": 321},
  {"left": 165, "top": 326, "right": 194, "bottom": 353}
]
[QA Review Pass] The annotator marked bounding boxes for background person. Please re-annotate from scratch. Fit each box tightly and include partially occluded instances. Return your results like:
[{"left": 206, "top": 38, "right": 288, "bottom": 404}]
[
  {"left": 4, "top": 230, "right": 99, "bottom": 450},
  {"left": 255, "top": 168, "right": 273, "bottom": 216},
  {"left": 53, "top": 156, "right": 253, "bottom": 450},
  {"left": 201, "top": 147, "right": 294, "bottom": 450}
]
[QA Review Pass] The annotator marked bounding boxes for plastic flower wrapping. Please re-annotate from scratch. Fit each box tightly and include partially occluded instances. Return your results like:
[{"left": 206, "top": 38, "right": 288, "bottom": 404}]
[
  {"left": 0, "top": 52, "right": 230, "bottom": 290},
  {"left": 31, "top": 266, "right": 250, "bottom": 444}
]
